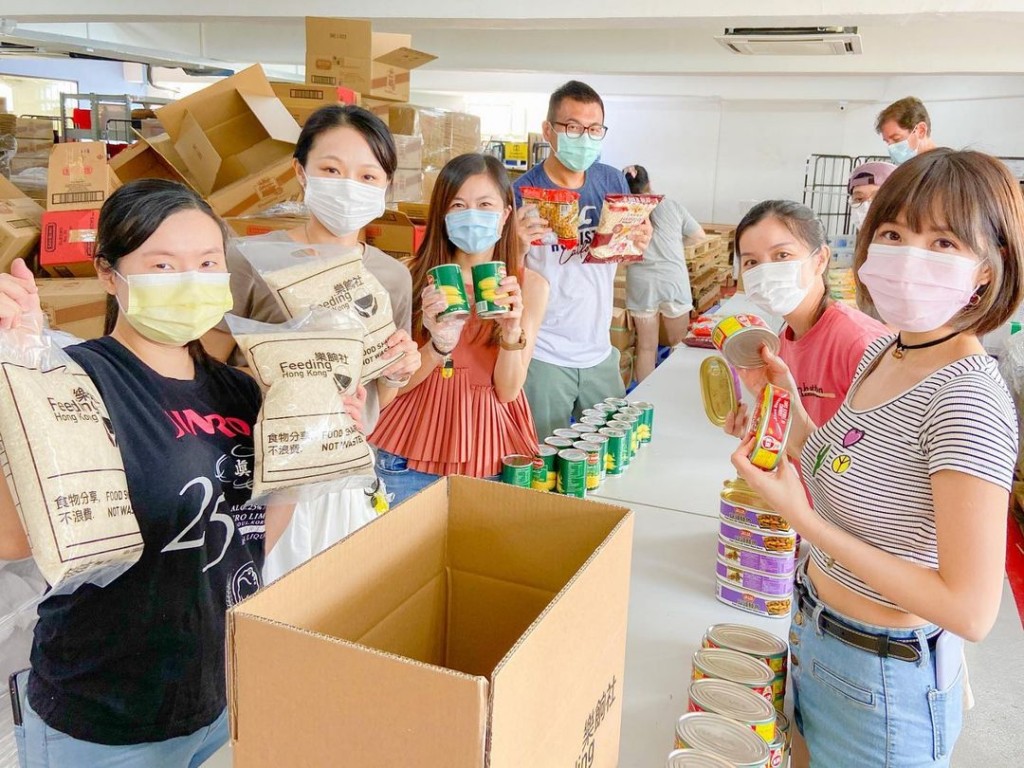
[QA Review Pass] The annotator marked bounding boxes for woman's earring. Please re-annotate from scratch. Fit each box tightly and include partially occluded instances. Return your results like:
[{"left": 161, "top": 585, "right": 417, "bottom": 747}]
[{"left": 968, "top": 292, "right": 982, "bottom": 307}]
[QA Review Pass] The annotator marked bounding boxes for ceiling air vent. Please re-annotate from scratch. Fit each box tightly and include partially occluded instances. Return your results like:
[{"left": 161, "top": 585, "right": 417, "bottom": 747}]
[{"left": 715, "top": 27, "right": 862, "bottom": 56}]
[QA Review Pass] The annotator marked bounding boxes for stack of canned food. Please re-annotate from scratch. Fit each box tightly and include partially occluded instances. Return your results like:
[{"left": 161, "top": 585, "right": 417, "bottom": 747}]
[
  {"left": 668, "top": 624, "right": 791, "bottom": 768},
  {"left": 499, "top": 397, "right": 655, "bottom": 498},
  {"left": 716, "top": 477, "right": 796, "bottom": 620}
]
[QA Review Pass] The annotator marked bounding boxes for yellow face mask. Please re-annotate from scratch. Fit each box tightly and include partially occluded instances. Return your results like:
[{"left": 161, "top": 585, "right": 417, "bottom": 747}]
[{"left": 115, "top": 271, "right": 233, "bottom": 346}]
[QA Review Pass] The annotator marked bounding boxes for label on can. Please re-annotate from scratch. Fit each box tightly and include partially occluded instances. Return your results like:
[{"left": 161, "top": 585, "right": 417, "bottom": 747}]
[
  {"left": 615, "top": 413, "right": 640, "bottom": 458},
  {"left": 580, "top": 433, "right": 609, "bottom": 479},
  {"left": 718, "top": 536, "right": 796, "bottom": 574},
  {"left": 720, "top": 500, "right": 793, "bottom": 534},
  {"left": 427, "top": 264, "right": 470, "bottom": 318},
  {"left": 748, "top": 384, "right": 792, "bottom": 471},
  {"left": 711, "top": 314, "right": 780, "bottom": 369},
  {"left": 716, "top": 558, "right": 795, "bottom": 596},
  {"left": 501, "top": 454, "right": 533, "bottom": 487},
  {"left": 599, "top": 428, "right": 627, "bottom": 475},
  {"left": 573, "top": 441, "right": 602, "bottom": 491},
  {"left": 606, "top": 420, "right": 633, "bottom": 466},
  {"left": 532, "top": 446, "right": 557, "bottom": 491},
  {"left": 471, "top": 261, "right": 508, "bottom": 317},
  {"left": 632, "top": 401, "right": 654, "bottom": 443},
  {"left": 719, "top": 519, "right": 797, "bottom": 554},
  {"left": 715, "top": 578, "right": 793, "bottom": 621},
  {"left": 556, "top": 449, "right": 587, "bottom": 498}
]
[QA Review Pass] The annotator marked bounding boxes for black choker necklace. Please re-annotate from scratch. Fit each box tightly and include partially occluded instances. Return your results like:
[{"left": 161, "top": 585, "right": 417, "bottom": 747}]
[{"left": 892, "top": 330, "right": 961, "bottom": 359}]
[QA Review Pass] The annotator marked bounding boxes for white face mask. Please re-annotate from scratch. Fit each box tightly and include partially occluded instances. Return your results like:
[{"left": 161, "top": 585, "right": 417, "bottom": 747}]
[
  {"left": 850, "top": 201, "right": 870, "bottom": 230},
  {"left": 743, "top": 255, "right": 817, "bottom": 317},
  {"left": 302, "top": 174, "right": 386, "bottom": 236}
]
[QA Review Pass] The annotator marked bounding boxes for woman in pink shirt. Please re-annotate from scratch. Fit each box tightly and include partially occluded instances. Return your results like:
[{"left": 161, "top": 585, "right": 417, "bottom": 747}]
[{"left": 726, "top": 201, "right": 889, "bottom": 431}]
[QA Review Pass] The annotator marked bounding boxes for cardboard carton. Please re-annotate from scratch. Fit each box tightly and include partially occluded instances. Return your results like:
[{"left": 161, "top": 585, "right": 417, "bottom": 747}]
[
  {"left": 109, "top": 134, "right": 193, "bottom": 187},
  {"left": 36, "top": 278, "right": 107, "bottom": 340},
  {"left": 389, "top": 105, "right": 481, "bottom": 170},
  {"left": 305, "top": 18, "right": 436, "bottom": 103},
  {"left": 224, "top": 215, "right": 307, "bottom": 238},
  {"left": 227, "top": 477, "right": 633, "bottom": 768},
  {"left": 361, "top": 98, "right": 393, "bottom": 125},
  {"left": 0, "top": 176, "right": 43, "bottom": 270},
  {"left": 156, "top": 65, "right": 300, "bottom": 196},
  {"left": 393, "top": 134, "right": 423, "bottom": 170},
  {"left": 46, "top": 143, "right": 120, "bottom": 212},
  {"left": 269, "top": 81, "right": 360, "bottom": 126},
  {"left": 39, "top": 209, "right": 100, "bottom": 278},
  {"left": 364, "top": 209, "right": 426, "bottom": 262},
  {"left": 387, "top": 169, "right": 425, "bottom": 204}
]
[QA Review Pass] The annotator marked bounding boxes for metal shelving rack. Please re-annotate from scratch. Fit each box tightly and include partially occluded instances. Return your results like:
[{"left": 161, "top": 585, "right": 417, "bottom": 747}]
[{"left": 58, "top": 93, "right": 172, "bottom": 144}]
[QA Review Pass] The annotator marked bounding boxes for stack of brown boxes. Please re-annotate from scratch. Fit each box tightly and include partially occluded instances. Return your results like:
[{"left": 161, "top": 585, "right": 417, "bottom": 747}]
[
  {"left": 611, "top": 264, "right": 635, "bottom": 388},
  {"left": 11, "top": 117, "right": 55, "bottom": 182},
  {"left": 269, "top": 81, "right": 361, "bottom": 128},
  {"left": 388, "top": 105, "right": 482, "bottom": 203}
]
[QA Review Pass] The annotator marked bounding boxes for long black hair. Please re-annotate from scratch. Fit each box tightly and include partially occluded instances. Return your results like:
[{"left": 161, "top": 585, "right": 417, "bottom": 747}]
[
  {"left": 294, "top": 105, "right": 397, "bottom": 179},
  {"left": 95, "top": 179, "right": 228, "bottom": 367}
]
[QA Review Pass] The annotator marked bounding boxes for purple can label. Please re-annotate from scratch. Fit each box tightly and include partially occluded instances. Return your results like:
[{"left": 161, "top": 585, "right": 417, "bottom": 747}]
[
  {"left": 718, "top": 538, "right": 795, "bottom": 575},
  {"left": 716, "top": 579, "right": 792, "bottom": 619},
  {"left": 720, "top": 501, "right": 793, "bottom": 533},
  {"left": 716, "top": 558, "right": 795, "bottom": 596},
  {"left": 719, "top": 519, "right": 796, "bottom": 554}
]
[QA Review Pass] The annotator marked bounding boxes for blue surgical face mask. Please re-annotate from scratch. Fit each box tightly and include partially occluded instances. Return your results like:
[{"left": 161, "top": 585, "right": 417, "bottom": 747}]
[
  {"left": 887, "top": 137, "right": 917, "bottom": 165},
  {"left": 555, "top": 132, "right": 602, "bottom": 173},
  {"left": 445, "top": 209, "right": 502, "bottom": 254}
]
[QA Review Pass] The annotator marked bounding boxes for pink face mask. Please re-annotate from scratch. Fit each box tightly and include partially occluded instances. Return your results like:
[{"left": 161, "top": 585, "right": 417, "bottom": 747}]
[{"left": 858, "top": 243, "right": 980, "bottom": 332}]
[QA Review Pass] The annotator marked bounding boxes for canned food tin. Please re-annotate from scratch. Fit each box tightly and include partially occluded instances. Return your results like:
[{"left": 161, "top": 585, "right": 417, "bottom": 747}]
[
  {"left": 580, "top": 433, "right": 609, "bottom": 479},
  {"left": 775, "top": 710, "right": 791, "bottom": 748},
  {"left": 573, "top": 441, "right": 603, "bottom": 491},
  {"left": 666, "top": 749, "right": 735, "bottom": 768},
  {"left": 699, "top": 356, "right": 739, "bottom": 427},
  {"left": 581, "top": 408, "right": 605, "bottom": 420},
  {"left": 767, "top": 731, "right": 787, "bottom": 768},
  {"left": 715, "top": 578, "right": 793, "bottom": 620},
  {"left": 427, "top": 264, "right": 471, "bottom": 319},
  {"left": 719, "top": 519, "right": 797, "bottom": 555},
  {"left": 500, "top": 454, "right": 533, "bottom": 487},
  {"left": 556, "top": 449, "right": 587, "bottom": 498},
  {"left": 618, "top": 405, "right": 642, "bottom": 419},
  {"left": 711, "top": 314, "right": 780, "bottom": 369},
  {"left": 692, "top": 648, "right": 775, "bottom": 706},
  {"left": 720, "top": 496, "right": 792, "bottom": 534},
  {"left": 716, "top": 557, "right": 795, "bottom": 596},
  {"left": 614, "top": 413, "right": 641, "bottom": 458},
  {"left": 674, "top": 712, "right": 770, "bottom": 768},
  {"left": 532, "top": 446, "right": 557, "bottom": 491},
  {"left": 580, "top": 415, "right": 607, "bottom": 428},
  {"left": 633, "top": 400, "right": 655, "bottom": 443},
  {"left": 718, "top": 536, "right": 796, "bottom": 575},
  {"left": 553, "top": 428, "right": 581, "bottom": 441},
  {"left": 593, "top": 402, "right": 619, "bottom": 416},
  {"left": 702, "top": 623, "right": 789, "bottom": 678},
  {"left": 543, "top": 436, "right": 574, "bottom": 451},
  {"left": 599, "top": 428, "right": 627, "bottom": 476},
  {"left": 688, "top": 678, "right": 776, "bottom": 742},
  {"left": 570, "top": 422, "right": 598, "bottom": 436},
  {"left": 470, "top": 261, "right": 508, "bottom": 318},
  {"left": 747, "top": 384, "right": 792, "bottom": 471},
  {"left": 771, "top": 676, "right": 786, "bottom": 713},
  {"left": 603, "top": 397, "right": 629, "bottom": 409},
  {"left": 606, "top": 420, "right": 633, "bottom": 465}
]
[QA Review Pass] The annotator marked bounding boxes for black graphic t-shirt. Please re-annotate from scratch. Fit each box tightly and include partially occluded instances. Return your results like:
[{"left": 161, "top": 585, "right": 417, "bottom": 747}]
[{"left": 28, "top": 337, "right": 266, "bottom": 745}]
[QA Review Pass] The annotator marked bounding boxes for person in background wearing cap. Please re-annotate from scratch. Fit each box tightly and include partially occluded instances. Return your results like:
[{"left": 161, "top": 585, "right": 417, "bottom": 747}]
[
  {"left": 876, "top": 97, "right": 938, "bottom": 165},
  {"left": 848, "top": 161, "right": 897, "bottom": 232}
]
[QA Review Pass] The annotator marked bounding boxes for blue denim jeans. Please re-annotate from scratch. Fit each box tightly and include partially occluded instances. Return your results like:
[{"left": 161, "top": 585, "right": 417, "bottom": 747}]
[
  {"left": 374, "top": 449, "right": 443, "bottom": 507},
  {"left": 14, "top": 672, "right": 228, "bottom": 768},
  {"left": 790, "top": 574, "right": 963, "bottom": 767}
]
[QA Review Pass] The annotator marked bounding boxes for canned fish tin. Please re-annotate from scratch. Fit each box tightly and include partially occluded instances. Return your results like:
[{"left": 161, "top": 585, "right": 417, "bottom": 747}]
[
  {"left": 703, "top": 623, "right": 789, "bottom": 678},
  {"left": 666, "top": 749, "right": 735, "bottom": 768},
  {"left": 633, "top": 400, "right": 655, "bottom": 443},
  {"left": 427, "top": 264, "right": 471, "bottom": 319},
  {"left": 599, "top": 428, "right": 627, "bottom": 476},
  {"left": 775, "top": 710, "right": 791, "bottom": 748},
  {"left": 580, "top": 415, "right": 607, "bottom": 428},
  {"left": 573, "top": 441, "right": 602, "bottom": 491},
  {"left": 674, "top": 713, "right": 771, "bottom": 768},
  {"left": 716, "top": 578, "right": 793, "bottom": 621},
  {"left": 580, "top": 433, "right": 609, "bottom": 479},
  {"left": 692, "top": 648, "right": 776, "bottom": 706},
  {"left": 501, "top": 455, "right": 533, "bottom": 487},
  {"left": 767, "top": 731, "right": 786, "bottom": 768},
  {"left": 747, "top": 384, "right": 792, "bottom": 471},
  {"left": 471, "top": 261, "right": 508, "bottom": 318},
  {"left": 556, "top": 449, "right": 587, "bottom": 498},
  {"left": 720, "top": 490, "right": 792, "bottom": 533},
  {"left": 716, "top": 558, "right": 795, "bottom": 596},
  {"left": 603, "top": 397, "right": 629, "bottom": 409},
  {"left": 543, "top": 436, "right": 574, "bottom": 451},
  {"left": 688, "top": 678, "right": 777, "bottom": 742},
  {"left": 771, "top": 676, "right": 786, "bottom": 713},
  {"left": 718, "top": 536, "right": 796, "bottom": 575},
  {"left": 570, "top": 422, "right": 598, "bottom": 436},
  {"left": 532, "top": 446, "right": 557, "bottom": 491},
  {"left": 553, "top": 428, "right": 581, "bottom": 441},
  {"left": 699, "top": 356, "right": 739, "bottom": 427},
  {"left": 719, "top": 519, "right": 797, "bottom": 554},
  {"left": 711, "top": 314, "right": 780, "bottom": 369}
]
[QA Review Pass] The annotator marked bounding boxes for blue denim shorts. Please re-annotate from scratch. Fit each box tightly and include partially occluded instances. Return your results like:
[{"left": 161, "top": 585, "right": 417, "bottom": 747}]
[{"left": 790, "top": 574, "right": 964, "bottom": 767}]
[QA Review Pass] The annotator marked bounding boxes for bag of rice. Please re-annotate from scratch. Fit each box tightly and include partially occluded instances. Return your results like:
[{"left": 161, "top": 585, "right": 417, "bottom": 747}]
[
  {"left": 226, "top": 311, "right": 376, "bottom": 503},
  {"left": 234, "top": 240, "right": 401, "bottom": 383},
  {"left": 584, "top": 193, "right": 663, "bottom": 264},
  {"left": 0, "top": 314, "right": 142, "bottom": 597}
]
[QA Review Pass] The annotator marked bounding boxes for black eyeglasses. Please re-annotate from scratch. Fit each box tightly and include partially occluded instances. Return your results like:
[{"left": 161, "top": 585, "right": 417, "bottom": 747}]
[{"left": 553, "top": 121, "right": 608, "bottom": 140}]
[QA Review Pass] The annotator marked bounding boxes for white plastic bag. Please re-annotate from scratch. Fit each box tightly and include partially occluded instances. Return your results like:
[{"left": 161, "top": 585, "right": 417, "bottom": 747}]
[
  {"left": 233, "top": 239, "right": 402, "bottom": 382},
  {"left": 226, "top": 310, "right": 377, "bottom": 506},
  {"left": 998, "top": 331, "right": 1024, "bottom": 467},
  {"left": 0, "top": 314, "right": 143, "bottom": 598}
]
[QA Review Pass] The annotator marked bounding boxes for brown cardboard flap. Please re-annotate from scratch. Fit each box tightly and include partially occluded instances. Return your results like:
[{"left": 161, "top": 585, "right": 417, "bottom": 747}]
[
  {"left": 237, "top": 93, "right": 302, "bottom": 142},
  {"left": 157, "top": 64, "right": 275, "bottom": 140},
  {"left": 175, "top": 112, "right": 221, "bottom": 194},
  {"left": 374, "top": 47, "right": 437, "bottom": 69}
]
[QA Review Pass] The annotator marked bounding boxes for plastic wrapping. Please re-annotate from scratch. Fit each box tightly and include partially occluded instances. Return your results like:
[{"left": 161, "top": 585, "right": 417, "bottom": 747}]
[
  {"left": 227, "top": 311, "right": 376, "bottom": 505},
  {"left": 520, "top": 186, "right": 580, "bottom": 249},
  {"left": 233, "top": 239, "right": 402, "bottom": 382},
  {"left": 585, "top": 194, "right": 663, "bottom": 264},
  {"left": 0, "top": 314, "right": 143, "bottom": 599}
]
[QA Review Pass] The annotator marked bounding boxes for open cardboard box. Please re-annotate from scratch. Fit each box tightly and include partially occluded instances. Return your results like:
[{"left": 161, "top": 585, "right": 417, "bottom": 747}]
[
  {"left": 156, "top": 65, "right": 300, "bottom": 196},
  {"left": 363, "top": 208, "right": 426, "bottom": 263},
  {"left": 0, "top": 176, "right": 43, "bottom": 269},
  {"left": 36, "top": 278, "right": 107, "bottom": 339},
  {"left": 227, "top": 477, "right": 633, "bottom": 767},
  {"left": 305, "top": 17, "right": 436, "bottom": 103},
  {"left": 269, "top": 81, "right": 360, "bottom": 126}
]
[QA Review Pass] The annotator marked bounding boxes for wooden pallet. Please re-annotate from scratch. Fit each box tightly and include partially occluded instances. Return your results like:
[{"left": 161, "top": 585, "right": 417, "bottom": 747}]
[
  {"left": 690, "top": 265, "right": 721, "bottom": 296},
  {"left": 696, "top": 285, "right": 721, "bottom": 314},
  {"left": 686, "top": 249, "right": 716, "bottom": 276}
]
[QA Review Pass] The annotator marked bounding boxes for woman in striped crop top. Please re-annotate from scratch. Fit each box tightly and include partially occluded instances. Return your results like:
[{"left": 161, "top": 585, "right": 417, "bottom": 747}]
[
  {"left": 731, "top": 149, "right": 1023, "bottom": 767},
  {"left": 371, "top": 154, "right": 549, "bottom": 505}
]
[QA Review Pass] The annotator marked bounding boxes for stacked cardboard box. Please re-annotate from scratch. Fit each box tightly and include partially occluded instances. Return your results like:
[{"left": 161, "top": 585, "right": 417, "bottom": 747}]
[
  {"left": 388, "top": 105, "right": 481, "bottom": 203},
  {"left": 612, "top": 264, "right": 635, "bottom": 388},
  {"left": 269, "top": 81, "right": 360, "bottom": 127},
  {"left": 0, "top": 176, "right": 43, "bottom": 271},
  {"left": 11, "top": 117, "right": 55, "bottom": 177},
  {"left": 37, "top": 278, "right": 108, "bottom": 340}
]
